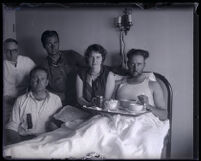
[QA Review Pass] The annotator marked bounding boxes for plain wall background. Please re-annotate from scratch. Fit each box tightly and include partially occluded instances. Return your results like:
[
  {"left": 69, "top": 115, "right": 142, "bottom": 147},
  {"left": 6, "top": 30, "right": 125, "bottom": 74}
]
[
  {"left": 3, "top": 6, "right": 194, "bottom": 159},
  {"left": 3, "top": 7, "right": 16, "bottom": 42}
]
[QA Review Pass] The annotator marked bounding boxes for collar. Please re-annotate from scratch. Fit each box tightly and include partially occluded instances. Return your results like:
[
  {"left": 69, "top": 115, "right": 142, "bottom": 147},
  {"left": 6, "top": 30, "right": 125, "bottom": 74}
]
[
  {"left": 7, "top": 60, "right": 17, "bottom": 67},
  {"left": 47, "top": 51, "right": 63, "bottom": 67},
  {"left": 87, "top": 65, "right": 105, "bottom": 76},
  {"left": 6, "top": 56, "right": 19, "bottom": 67},
  {"left": 26, "top": 90, "right": 50, "bottom": 101}
]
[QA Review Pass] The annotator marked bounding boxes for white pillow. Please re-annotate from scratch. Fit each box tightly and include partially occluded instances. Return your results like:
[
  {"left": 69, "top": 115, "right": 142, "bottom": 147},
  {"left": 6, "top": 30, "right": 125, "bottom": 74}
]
[{"left": 145, "top": 72, "right": 156, "bottom": 81}]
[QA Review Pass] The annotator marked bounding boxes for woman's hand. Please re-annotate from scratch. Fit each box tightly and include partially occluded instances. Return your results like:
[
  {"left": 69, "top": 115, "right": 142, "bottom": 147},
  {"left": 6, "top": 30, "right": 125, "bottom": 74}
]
[{"left": 77, "top": 97, "right": 93, "bottom": 107}]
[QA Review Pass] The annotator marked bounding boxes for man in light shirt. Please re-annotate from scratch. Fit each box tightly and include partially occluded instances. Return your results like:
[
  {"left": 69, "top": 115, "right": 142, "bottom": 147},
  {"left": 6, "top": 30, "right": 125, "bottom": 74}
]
[
  {"left": 3, "top": 38, "right": 36, "bottom": 123},
  {"left": 5, "top": 66, "right": 62, "bottom": 145}
]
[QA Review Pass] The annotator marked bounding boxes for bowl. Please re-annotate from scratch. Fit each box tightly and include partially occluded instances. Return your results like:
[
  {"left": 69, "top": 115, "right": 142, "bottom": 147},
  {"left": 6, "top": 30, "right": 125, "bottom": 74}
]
[
  {"left": 128, "top": 103, "right": 144, "bottom": 112},
  {"left": 119, "top": 99, "right": 144, "bottom": 112},
  {"left": 119, "top": 99, "right": 137, "bottom": 108}
]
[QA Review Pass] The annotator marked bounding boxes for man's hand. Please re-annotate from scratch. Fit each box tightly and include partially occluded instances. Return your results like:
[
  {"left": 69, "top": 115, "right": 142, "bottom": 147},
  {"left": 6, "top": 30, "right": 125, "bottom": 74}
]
[
  {"left": 137, "top": 95, "right": 154, "bottom": 111},
  {"left": 46, "top": 118, "right": 62, "bottom": 132},
  {"left": 137, "top": 94, "right": 149, "bottom": 105}
]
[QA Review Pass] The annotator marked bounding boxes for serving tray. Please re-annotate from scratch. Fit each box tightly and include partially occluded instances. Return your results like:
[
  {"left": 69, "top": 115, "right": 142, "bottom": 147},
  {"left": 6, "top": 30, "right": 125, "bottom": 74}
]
[{"left": 81, "top": 105, "right": 150, "bottom": 117}]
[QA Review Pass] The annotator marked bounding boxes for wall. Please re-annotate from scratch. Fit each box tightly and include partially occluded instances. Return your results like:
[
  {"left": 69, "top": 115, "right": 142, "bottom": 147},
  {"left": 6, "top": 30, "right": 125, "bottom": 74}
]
[
  {"left": 13, "top": 6, "right": 194, "bottom": 159},
  {"left": 14, "top": 8, "right": 123, "bottom": 65},
  {"left": 3, "top": 5, "right": 16, "bottom": 41}
]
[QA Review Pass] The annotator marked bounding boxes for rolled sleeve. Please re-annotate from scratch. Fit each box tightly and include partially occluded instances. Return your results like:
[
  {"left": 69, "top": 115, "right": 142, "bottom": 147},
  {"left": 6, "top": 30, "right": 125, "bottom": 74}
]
[
  {"left": 6, "top": 98, "right": 21, "bottom": 132},
  {"left": 54, "top": 96, "right": 62, "bottom": 112}
]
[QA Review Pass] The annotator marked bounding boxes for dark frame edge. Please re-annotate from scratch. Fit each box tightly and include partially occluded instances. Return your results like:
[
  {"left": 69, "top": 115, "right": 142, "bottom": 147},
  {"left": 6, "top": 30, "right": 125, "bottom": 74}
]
[{"left": 193, "top": 4, "right": 199, "bottom": 160}]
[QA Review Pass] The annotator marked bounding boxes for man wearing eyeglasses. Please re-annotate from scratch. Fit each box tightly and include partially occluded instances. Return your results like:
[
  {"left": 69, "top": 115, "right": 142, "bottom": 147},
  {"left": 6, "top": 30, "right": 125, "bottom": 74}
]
[{"left": 3, "top": 38, "right": 36, "bottom": 123}]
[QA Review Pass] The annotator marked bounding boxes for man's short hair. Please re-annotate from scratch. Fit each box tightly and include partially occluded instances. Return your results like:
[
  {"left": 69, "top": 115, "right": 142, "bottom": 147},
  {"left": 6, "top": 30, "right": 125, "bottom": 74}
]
[
  {"left": 41, "top": 30, "right": 59, "bottom": 48},
  {"left": 4, "top": 38, "right": 18, "bottom": 45},
  {"left": 127, "top": 49, "right": 149, "bottom": 60},
  {"left": 30, "top": 66, "right": 49, "bottom": 79},
  {"left": 84, "top": 44, "right": 107, "bottom": 64}
]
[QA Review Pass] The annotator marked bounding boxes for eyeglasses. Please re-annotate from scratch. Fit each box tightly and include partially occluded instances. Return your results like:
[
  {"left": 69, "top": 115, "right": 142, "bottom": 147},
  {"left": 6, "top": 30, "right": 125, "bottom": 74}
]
[{"left": 6, "top": 49, "right": 18, "bottom": 53}]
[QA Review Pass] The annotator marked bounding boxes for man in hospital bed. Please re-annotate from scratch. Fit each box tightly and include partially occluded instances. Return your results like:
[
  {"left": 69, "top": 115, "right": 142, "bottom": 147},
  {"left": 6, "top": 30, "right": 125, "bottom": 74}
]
[{"left": 3, "top": 49, "right": 169, "bottom": 159}]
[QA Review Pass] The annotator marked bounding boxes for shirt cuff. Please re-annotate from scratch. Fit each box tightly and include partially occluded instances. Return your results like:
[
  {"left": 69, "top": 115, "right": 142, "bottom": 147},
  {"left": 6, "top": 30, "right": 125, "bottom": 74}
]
[{"left": 6, "top": 121, "right": 18, "bottom": 132}]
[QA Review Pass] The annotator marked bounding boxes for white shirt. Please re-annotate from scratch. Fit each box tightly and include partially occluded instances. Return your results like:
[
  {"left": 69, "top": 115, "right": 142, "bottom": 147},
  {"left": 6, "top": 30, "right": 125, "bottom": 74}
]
[
  {"left": 6, "top": 91, "right": 62, "bottom": 136},
  {"left": 3, "top": 55, "right": 35, "bottom": 97}
]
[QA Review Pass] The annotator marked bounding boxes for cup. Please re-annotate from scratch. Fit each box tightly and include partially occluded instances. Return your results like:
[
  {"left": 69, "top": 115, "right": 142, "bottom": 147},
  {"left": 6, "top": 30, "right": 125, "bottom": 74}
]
[{"left": 92, "top": 96, "right": 104, "bottom": 107}]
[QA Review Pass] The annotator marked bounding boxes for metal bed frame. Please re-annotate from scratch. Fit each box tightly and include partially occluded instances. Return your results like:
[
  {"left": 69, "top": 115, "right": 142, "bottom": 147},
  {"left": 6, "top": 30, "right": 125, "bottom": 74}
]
[{"left": 153, "top": 72, "right": 173, "bottom": 159}]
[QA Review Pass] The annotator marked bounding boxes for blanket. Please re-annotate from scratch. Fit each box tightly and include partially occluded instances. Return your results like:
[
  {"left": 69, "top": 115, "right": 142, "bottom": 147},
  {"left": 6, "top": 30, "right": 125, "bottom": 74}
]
[{"left": 3, "top": 106, "right": 169, "bottom": 159}]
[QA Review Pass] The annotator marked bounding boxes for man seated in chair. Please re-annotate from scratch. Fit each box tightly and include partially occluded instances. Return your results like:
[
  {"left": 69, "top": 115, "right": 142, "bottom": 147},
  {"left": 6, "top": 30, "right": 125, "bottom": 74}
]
[
  {"left": 105, "top": 48, "right": 167, "bottom": 121},
  {"left": 4, "top": 66, "right": 62, "bottom": 145}
]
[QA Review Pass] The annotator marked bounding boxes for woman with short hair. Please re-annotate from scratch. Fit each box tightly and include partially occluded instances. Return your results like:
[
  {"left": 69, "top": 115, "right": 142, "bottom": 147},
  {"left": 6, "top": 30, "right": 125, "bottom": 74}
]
[{"left": 76, "top": 44, "right": 111, "bottom": 106}]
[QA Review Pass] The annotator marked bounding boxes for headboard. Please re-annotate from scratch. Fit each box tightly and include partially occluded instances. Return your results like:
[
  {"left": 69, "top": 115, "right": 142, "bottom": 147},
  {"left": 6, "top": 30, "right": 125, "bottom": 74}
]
[{"left": 153, "top": 72, "right": 173, "bottom": 158}]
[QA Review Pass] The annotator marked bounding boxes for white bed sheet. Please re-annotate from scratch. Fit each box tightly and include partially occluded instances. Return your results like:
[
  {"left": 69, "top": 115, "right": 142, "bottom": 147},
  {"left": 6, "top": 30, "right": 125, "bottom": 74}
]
[{"left": 3, "top": 106, "right": 169, "bottom": 159}]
